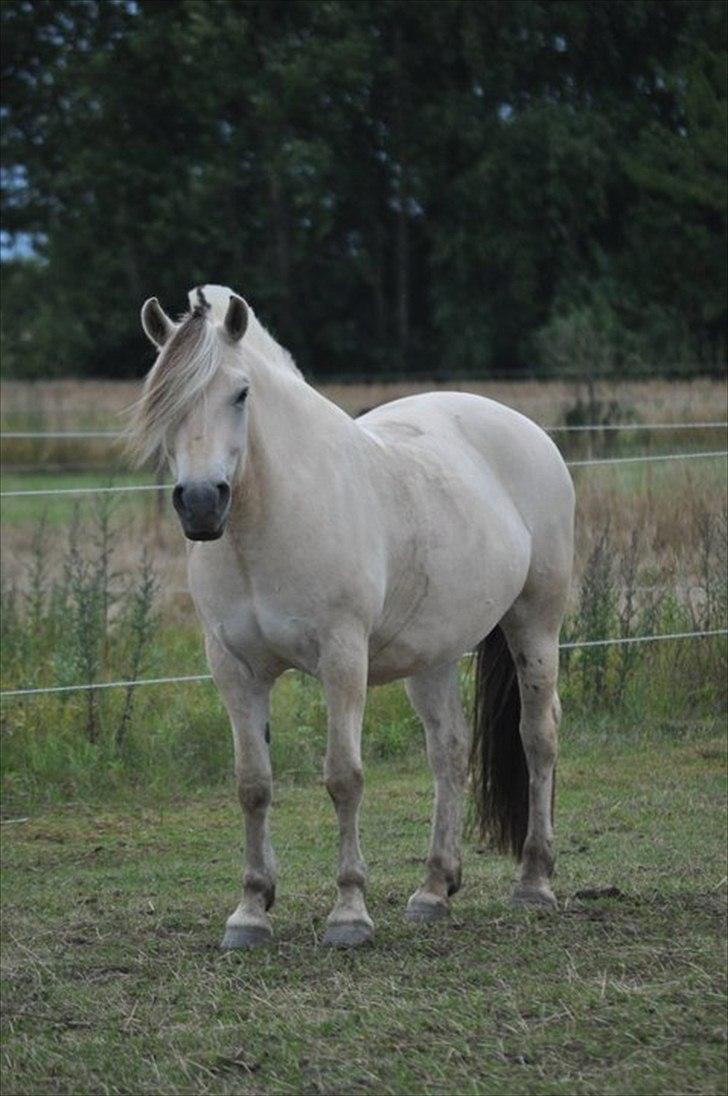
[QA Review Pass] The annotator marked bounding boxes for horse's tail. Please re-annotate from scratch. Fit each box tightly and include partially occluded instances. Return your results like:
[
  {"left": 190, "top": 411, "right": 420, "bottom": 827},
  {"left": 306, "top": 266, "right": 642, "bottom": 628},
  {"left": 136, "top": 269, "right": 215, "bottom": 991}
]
[{"left": 469, "top": 624, "right": 529, "bottom": 858}]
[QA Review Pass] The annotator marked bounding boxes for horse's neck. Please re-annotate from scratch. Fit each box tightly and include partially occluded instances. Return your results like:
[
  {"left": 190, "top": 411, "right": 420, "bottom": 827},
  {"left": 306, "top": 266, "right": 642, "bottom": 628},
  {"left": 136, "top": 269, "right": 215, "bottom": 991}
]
[
  {"left": 232, "top": 358, "right": 357, "bottom": 531},
  {"left": 245, "top": 314, "right": 299, "bottom": 378}
]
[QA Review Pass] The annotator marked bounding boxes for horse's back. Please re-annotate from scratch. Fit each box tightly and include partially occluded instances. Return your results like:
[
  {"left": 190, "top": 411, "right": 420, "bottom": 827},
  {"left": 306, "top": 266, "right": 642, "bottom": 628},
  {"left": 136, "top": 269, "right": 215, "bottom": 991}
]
[
  {"left": 359, "top": 391, "right": 573, "bottom": 531},
  {"left": 359, "top": 390, "right": 556, "bottom": 458}
]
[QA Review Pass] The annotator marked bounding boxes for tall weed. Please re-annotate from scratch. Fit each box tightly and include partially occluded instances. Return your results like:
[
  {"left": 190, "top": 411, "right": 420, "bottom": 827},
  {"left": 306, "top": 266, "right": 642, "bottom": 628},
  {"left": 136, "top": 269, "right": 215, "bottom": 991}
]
[
  {"left": 1, "top": 497, "right": 725, "bottom": 812},
  {"left": 560, "top": 505, "right": 727, "bottom": 722}
]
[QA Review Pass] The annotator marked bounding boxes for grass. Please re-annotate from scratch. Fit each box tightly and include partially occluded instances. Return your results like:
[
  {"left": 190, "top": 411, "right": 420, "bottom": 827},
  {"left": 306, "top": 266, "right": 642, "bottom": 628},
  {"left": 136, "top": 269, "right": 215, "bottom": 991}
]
[
  {"left": 0, "top": 471, "right": 162, "bottom": 527},
  {"left": 1, "top": 376, "right": 726, "bottom": 1092},
  {"left": 2, "top": 734, "right": 726, "bottom": 1096},
  {"left": 1, "top": 424, "right": 725, "bottom": 812},
  {"left": 2, "top": 375, "right": 726, "bottom": 425},
  {"left": 2, "top": 618, "right": 725, "bottom": 815},
  {"left": 1, "top": 376, "right": 726, "bottom": 477}
]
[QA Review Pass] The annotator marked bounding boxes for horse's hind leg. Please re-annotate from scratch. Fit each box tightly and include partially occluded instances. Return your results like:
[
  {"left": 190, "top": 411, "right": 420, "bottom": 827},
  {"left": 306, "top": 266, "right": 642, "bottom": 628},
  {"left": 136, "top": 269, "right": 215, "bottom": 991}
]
[
  {"left": 500, "top": 600, "right": 563, "bottom": 909},
  {"left": 405, "top": 661, "right": 469, "bottom": 922}
]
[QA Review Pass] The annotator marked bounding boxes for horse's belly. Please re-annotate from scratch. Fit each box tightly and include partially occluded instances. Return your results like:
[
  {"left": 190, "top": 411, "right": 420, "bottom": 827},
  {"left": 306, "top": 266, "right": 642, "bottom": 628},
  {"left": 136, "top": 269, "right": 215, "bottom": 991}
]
[{"left": 367, "top": 523, "right": 530, "bottom": 685}]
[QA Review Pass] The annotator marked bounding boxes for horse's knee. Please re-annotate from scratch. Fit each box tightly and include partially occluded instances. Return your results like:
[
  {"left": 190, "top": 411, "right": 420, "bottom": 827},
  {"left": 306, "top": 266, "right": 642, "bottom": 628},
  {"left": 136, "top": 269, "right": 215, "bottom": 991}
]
[
  {"left": 236, "top": 772, "right": 271, "bottom": 813},
  {"left": 325, "top": 763, "right": 363, "bottom": 804}
]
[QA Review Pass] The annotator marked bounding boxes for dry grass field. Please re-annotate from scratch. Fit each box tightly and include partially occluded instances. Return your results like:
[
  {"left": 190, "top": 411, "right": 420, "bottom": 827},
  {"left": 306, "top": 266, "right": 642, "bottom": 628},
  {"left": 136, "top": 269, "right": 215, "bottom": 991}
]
[
  {"left": 2, "top": 376, "right": 726, "bottom": 612},
  {"left": 1, "top": 374, "right": 725, "bottom": 426},
  {"left": 1, "top": 372, "right": 725, "bottom": 775}
]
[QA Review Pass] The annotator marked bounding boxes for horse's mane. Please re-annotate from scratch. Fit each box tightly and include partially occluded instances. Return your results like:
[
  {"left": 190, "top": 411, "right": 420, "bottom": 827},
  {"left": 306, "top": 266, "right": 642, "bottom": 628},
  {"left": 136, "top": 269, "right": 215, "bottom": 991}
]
[{"left": 127, "top": 290, "right": 300, "bottom": 465}]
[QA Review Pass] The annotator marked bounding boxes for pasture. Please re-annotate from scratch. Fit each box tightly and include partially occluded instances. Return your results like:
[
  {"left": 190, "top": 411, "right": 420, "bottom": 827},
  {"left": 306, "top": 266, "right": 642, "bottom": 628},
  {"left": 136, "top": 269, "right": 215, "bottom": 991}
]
[
  {"left": 2, "top": 738, "right": 726, "bottom": 1095},
  {"left": 1, "top": 376, "right": 727, "bottom": 1095}
]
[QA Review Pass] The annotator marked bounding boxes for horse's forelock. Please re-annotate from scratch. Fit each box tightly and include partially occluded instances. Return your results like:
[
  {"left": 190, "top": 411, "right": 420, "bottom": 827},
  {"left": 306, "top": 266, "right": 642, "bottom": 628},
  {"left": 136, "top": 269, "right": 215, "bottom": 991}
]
[{"left": 128, "top": 309, "right": 221, "bottom": 464}]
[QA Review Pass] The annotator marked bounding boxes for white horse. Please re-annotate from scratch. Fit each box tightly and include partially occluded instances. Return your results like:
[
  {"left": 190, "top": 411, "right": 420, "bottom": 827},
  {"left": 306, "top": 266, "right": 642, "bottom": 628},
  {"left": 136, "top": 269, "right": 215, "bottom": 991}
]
[{"left": 132, "top": 284, "right": 574, "bottom": 948}]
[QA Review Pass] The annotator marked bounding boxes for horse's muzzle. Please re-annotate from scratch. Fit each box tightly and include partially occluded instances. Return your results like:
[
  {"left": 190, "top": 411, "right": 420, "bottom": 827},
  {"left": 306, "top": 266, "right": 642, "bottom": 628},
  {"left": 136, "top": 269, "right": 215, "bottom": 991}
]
[{"left": 172, "top": 480, "right": 231, "bottom": 541}]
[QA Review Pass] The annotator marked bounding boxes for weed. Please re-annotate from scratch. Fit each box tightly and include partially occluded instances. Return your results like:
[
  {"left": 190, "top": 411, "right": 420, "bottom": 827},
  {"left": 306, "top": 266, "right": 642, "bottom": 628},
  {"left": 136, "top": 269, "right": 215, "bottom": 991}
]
[
  {"left": 115, "top": 549, "right": 157, "bottom": 753},
  {"left": 1, "top": 380, "right": 726, "bottom": 813}
]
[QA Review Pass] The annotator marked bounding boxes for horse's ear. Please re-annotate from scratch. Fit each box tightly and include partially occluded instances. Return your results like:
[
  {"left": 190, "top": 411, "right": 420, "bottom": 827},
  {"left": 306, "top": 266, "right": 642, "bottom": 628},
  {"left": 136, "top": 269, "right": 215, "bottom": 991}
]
[
  {"left": 224, "top": 294, "right": 248, "bottom": 342},
  {"left": 141, "top": 297, "right": 174, "bottom": 348}
]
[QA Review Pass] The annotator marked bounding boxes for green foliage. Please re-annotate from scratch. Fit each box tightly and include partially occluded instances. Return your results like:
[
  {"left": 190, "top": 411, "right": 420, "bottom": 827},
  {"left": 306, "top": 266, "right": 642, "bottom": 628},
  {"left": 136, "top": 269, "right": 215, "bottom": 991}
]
[
  {"left": 1, "top": 502, "right": 725, "bottom": 814},
  {"left": 1, "top": 0, "right": 726, "bottom": 379},
  {"left": 560, "top": 506, "right": 728, "bottom": 715},
  {"left": 0, "top": 502, "right": 160, "bottom": 802}
]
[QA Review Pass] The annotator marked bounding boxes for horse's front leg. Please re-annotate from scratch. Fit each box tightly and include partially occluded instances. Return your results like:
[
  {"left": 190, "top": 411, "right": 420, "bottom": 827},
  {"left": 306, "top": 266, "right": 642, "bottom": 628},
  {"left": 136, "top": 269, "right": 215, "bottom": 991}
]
[
  {"left": 319, "top": 640, "right": 373, "bottom": 948},
  {"left": 206, "top": 637, "right": 276, "bottom": 949}
]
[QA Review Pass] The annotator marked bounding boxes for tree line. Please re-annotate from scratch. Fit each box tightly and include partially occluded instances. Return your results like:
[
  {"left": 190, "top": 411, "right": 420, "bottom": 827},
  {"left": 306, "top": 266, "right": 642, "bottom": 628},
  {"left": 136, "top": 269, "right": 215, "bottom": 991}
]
[{"left": 1, "top": 0, "right": 726, "bottom": 380}]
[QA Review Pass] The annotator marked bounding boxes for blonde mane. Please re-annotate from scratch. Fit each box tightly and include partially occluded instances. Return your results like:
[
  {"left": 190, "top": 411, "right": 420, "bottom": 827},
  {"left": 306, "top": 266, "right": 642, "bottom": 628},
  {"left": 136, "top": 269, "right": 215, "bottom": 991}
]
[
  {"left": 128, "top": 308, "right": 223, "bottom": 464},
  {"left": 127, "top": 289, "right": 301, "bottom": 465}
]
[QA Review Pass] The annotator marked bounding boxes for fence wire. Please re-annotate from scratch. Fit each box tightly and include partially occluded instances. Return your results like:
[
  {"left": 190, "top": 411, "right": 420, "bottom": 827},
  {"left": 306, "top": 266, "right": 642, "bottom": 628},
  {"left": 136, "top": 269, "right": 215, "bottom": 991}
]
[
  {"left": 1, "top": 482, "right": 167, "bottom": 499},
  {"left": 1, "top": 430, "right": 120, "bottom": 439},
  {"left": 2, "top": 449, "right": 726, "bottom": 499},
  {"left": 2, "top": 420, "right": 726, "bottom": 441},
  {"left": 1, "top": 628, "right": 725, "bottom": 701},
  {"left": 2, "top": 418, "right": 725, "bottom": 701},
  {"left": 568, "top": 449, "right": 728, "bottom": 467}
]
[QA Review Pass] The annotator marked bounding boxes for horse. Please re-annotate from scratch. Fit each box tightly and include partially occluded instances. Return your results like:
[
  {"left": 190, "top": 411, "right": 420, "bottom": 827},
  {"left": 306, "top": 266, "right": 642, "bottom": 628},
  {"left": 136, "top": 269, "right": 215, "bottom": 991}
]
[{"left": 131, "top": 284, "right": 575, "bottom": 949}]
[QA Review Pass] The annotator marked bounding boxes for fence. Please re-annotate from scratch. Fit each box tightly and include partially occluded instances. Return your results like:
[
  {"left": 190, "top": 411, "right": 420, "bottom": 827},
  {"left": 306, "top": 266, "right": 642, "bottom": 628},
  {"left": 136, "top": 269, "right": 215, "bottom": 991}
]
[
  {"left": 1, "top": 415, "right": 726, "bottom": 702},
  {"left": 2, "top": 420, "right": 726, "bottom": 441}
]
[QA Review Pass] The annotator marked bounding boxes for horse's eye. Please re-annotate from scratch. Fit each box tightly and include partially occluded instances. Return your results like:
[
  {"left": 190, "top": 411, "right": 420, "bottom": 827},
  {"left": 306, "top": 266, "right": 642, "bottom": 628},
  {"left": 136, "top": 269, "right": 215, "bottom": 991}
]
[{"left": 234, "top": 387, "right": 249, "bottom": 406}]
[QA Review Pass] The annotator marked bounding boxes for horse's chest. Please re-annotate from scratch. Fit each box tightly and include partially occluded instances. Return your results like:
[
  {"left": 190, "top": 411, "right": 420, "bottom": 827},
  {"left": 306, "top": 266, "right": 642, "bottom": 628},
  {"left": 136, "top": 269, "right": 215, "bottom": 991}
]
[{"left": 188, "top": 550, "right": 321, "bottom": 673}]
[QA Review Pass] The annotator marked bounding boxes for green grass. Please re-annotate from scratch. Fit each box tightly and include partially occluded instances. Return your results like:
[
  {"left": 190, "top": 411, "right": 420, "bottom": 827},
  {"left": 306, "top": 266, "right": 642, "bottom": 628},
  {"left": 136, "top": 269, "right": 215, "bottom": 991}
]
[
  {"left": 3, "top": 625, "right": 725, "bottom": 816},
  {"left": 569, "top": 453, "right": 727, "bottom": 494},
  {"left": 0, "top": 470, "right": 162, "bottom": 526},
  {"left": 2, "top": 451, "right": 725, "bottom": 496},
  {"left": 2, "top": 409, "right": 726, "bottom": 1092},
  {"left": 2, "top": 735, "right": 726, "bottom": 1096},
  {"left": 0, "top": 472, "right": 149, "bottom": 491},
  {"left": 0, "top": 659, "right": 422, "bottom": 812}
]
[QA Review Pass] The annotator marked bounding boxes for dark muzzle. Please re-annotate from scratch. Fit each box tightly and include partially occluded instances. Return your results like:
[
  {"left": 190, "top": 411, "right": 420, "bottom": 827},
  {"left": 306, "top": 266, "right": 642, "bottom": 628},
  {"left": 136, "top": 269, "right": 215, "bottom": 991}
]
[{"left": 172, "top": 480, "right": 231, "bottom": 541}]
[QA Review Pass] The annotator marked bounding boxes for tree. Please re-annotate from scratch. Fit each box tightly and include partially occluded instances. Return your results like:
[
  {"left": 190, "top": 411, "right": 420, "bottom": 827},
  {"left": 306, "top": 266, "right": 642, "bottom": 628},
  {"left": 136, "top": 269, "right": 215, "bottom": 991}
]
[{"left": 1, "top": 0, "right": 725, "bottom": 379}]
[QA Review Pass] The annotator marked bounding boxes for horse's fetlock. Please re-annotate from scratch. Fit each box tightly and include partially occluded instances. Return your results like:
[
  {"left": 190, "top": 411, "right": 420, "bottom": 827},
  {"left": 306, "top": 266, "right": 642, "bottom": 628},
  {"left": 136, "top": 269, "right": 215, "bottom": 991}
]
[
  {"left": 522, "top": 837, "right": 555, "bottom": 880},
  {"left": 243, "top": 868, "right": 275, "bottom": 904},
  {"left": 264, "top": 882, "right": 276, "bottom": 911},
  {"left": 428, "top": 853, "right": 462, "bottom": 895},
  {"left": 337, "top": 865, "right": 367, "bottom": 890},
  {"left": 447, "top": 865, "right": 463, "bottom": 897}
]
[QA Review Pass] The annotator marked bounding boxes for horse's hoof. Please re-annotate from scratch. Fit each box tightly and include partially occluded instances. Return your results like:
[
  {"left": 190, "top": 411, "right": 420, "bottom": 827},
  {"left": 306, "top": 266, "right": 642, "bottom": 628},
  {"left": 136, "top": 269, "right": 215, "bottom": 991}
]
[
  {"left": 405, "top": 895, "right": 449, "bottom": 923},
  {"left": 511, "top": 884, "right": 557, "bottom": 911},
  {"left": 321, "top": 921, "right": 374, "bottom": 948},
  {"left": 221, "top": 924, "right": 273, "bottom": 950}
]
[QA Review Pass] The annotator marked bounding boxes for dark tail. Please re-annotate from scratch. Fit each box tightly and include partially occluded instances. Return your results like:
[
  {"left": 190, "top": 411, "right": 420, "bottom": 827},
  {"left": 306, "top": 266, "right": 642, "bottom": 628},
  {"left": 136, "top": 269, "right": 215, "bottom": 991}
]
[{"left": 469, "top": 625, "right": 529, "bottom": 859}]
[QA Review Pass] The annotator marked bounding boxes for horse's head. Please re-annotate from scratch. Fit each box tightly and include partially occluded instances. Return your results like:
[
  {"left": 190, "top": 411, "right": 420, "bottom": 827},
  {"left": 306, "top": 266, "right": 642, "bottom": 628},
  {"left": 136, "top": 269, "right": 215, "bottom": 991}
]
[{"left": 133, "top": 286, "right": 251, "bottom": 541}]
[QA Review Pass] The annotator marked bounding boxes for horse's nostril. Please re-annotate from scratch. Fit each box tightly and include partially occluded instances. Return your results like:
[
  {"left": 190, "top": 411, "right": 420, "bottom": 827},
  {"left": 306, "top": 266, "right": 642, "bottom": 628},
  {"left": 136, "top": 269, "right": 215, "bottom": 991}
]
[
  {"left": 217, "top": 482, "right": 230, "bottom": 507},
  {"left": 172, "top": 485, "right": 185, "bottom": 512}
]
